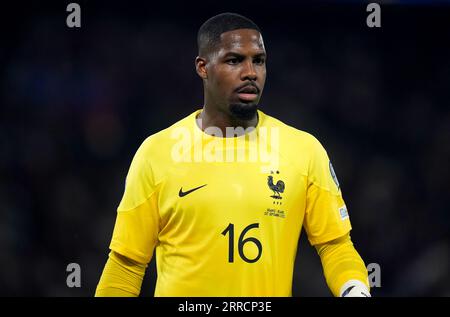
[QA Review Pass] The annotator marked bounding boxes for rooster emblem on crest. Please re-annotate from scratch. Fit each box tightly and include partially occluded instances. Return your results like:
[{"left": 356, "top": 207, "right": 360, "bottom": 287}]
[{"left": 267, "top": 175, "right": 285, "bottom": 199}]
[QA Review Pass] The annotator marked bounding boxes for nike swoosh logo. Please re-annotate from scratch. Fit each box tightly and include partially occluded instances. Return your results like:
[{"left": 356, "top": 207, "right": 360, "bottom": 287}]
[
  {"left": 342, "top": 286, "right": 355, "bottom": 297},
  {"left": 178, "top": 184, "right": 207, "bottom": 197}
]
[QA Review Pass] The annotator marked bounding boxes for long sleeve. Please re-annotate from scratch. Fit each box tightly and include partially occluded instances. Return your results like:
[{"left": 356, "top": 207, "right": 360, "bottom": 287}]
[
  {"left": 315, "top": 233, "right": 370, "bottom": 297},
  {"left": 95, "top": 251, "right": 147, "bottom": 297}
]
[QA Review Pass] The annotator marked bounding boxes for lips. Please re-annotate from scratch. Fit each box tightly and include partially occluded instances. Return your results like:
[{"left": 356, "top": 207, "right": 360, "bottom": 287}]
[
  {"left": 236, "top": 84, "right": 259, "bottom": 101},
  {"left": 237, "top": 86, "right": 258, "bottom": 94}
]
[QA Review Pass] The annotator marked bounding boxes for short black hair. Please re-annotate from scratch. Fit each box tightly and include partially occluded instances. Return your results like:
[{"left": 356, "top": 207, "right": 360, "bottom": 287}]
[{"left": 197, "top": 12, "right": 261, "bottom": 57}]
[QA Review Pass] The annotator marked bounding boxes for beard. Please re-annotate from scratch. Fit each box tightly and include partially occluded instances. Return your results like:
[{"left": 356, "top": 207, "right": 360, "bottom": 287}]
[{"left": 229, "top": 102, "right": 258, "bottom": 121}]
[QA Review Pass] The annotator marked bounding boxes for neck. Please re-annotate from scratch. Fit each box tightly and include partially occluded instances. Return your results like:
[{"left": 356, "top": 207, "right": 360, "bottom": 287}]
[{"left": 197, "top": 104, "right": 258, "bottom": 137}]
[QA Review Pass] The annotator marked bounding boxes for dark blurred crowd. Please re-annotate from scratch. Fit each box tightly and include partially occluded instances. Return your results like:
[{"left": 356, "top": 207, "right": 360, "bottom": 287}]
[{"left": 1, "top": 1, "right": 449, "bottom": 296}]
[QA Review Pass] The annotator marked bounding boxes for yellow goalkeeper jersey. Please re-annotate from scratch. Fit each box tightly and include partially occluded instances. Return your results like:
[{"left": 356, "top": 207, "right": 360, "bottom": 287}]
[{"left": 109, "top": 109, "right": 352, "bottom": 296}]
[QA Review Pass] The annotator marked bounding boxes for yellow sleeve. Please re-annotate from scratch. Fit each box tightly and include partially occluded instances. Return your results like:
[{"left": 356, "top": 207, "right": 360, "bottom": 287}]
[
  {"left": 95, "top": 251, "right": 147, "bottom": 297},
  {"left": 315, "top": 233, "right": 370, "bottom": 297},
  {"left": 303, "top": 138, "right": 351, "bottom": 245},
  {"left": 109, "top": 139, "right": 160, "bottom": 264}
]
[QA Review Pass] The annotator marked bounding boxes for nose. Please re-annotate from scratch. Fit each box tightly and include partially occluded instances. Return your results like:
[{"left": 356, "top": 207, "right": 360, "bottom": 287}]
[{"left": 240, "top": 60, "right": 257, "bottom": 81}]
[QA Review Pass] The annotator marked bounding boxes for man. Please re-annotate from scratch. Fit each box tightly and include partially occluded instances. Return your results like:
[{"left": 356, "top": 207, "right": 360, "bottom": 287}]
[{"left": 95, "top": 13, "right": 370, "bottom": 297}]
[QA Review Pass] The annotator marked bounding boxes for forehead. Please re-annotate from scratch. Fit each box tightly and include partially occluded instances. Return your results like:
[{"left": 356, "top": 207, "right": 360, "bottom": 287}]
[{"left": 217, "top": 29, "right": 265, "bottom": 53}]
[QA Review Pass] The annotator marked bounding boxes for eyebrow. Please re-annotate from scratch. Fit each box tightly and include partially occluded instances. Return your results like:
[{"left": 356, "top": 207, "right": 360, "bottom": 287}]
[{"left": 222, "top": 51, "right": 267, "bottom": 59}]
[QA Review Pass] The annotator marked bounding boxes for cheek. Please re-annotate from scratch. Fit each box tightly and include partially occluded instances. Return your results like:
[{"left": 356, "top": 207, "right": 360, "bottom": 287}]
[
  {"left": 213, "top": 69, "right": 235, "bottom": 93},
  {"left": 259, "top": 67, "right": 267, "bottom": 79},
  {"left": 260, "top": 68, "right": 267, "bottom": 86}
]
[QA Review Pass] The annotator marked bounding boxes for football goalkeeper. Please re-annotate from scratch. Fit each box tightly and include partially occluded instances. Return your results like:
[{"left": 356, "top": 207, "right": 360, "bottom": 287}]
[{"left": 95, "top": 13, "right": 370, "bottom": 297}]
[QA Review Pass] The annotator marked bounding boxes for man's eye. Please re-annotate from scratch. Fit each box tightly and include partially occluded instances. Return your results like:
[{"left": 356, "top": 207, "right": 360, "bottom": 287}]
[
  {"left": 254, "top": 58, "right": 265, "bottom": 65},
  {"left": 226, "top": 58, "right": 239, "bottom": 65}
]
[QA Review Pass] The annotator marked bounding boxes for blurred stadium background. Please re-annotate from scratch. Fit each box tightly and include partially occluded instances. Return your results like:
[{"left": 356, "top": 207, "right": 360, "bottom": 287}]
[{"left": 1, "top": 0, "right": 449, "bottom": 296}]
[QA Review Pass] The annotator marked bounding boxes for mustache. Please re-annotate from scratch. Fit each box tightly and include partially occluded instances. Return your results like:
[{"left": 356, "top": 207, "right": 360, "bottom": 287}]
[{"left": 235, "top": 82, "right": 260, "bottom": 93}]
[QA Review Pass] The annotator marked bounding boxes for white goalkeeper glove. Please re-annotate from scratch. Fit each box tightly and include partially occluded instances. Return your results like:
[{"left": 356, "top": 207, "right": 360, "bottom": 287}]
[{"left": 339, "top": 279, "right": 371, "bottom": 297}]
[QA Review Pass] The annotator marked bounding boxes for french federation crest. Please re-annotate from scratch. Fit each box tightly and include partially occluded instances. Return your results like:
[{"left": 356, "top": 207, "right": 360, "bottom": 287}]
[
  {"left": 264, "top": 170, "right": 286, "bottom": 218},
  {"left": 329, "top": 161, "right": 340, "bottom": 190}
]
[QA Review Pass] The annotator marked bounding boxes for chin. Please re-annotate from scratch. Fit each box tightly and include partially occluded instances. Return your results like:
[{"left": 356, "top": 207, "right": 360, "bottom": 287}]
[{"left": 229, "top": 102, "right": 258, "bottom": 121}]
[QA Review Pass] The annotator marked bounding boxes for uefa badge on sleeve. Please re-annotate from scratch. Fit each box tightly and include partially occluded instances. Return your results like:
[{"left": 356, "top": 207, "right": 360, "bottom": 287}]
[
  {"left": 339, "top": 205, "right": 349, "bottom": 220},
  {"left": 329, "top": 161, "right": 340, "bottom": 190}
]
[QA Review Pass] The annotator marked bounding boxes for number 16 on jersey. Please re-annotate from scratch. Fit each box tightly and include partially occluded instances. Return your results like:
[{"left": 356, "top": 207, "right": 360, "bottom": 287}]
[{"left": 221, "top": 223, "right": 262, "bottom": 263}]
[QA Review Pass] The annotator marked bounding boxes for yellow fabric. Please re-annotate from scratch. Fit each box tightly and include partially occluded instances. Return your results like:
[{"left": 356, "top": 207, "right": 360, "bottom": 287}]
[
  {"left": 95, "top": 251, "right": 146, "bottom": 297},
  {"left": 315, "top": 233, "right": 370, "bottom": 297},
  {"left": 108, "top": 109, "right": 352, "bottom": 296}
]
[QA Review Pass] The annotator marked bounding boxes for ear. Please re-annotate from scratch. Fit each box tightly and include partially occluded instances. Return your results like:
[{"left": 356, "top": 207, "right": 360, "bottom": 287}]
[{"left": 195, "top": 56, "right": 208, "bottom": 79}]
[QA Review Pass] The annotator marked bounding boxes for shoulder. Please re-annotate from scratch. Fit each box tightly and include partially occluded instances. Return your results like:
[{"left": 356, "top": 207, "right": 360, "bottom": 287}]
[
  {"left": 260, "top": 110, "right": 325, "bottom": 155},
  {"left": 138, "top": 110, "right": 198, "bottom": 154},
  {"left": 259, "top": 110, "right": 331, "bottom": 178}
]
